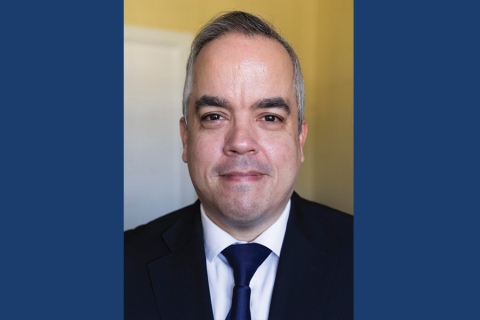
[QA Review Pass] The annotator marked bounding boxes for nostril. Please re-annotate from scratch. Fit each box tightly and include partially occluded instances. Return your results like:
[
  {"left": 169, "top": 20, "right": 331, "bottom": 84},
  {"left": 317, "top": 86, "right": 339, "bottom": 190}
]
[{"left": 224, "top": 129, "right": 258, "bottom": 155}]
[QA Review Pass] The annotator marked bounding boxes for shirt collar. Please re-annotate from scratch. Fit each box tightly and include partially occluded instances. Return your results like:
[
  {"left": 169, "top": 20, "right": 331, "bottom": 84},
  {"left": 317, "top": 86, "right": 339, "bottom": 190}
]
[{"left": 201, "top": 200, "right": 291, "bottom": 262}]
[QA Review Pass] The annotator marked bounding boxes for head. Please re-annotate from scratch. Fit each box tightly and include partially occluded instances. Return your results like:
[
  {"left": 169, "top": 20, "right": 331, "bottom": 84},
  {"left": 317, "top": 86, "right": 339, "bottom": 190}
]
[
  {"left": 180, "top": 11, "right": 308, "bottom": 240},
  {"left": 183, "top": 11, "right": 305, "bottom": 133}
]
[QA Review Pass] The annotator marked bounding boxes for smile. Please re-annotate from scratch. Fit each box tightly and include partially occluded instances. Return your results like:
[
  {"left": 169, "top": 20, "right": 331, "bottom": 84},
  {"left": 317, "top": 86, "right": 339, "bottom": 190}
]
[{"left": 219, "top": 171, "right": 266, "bottom": 182}]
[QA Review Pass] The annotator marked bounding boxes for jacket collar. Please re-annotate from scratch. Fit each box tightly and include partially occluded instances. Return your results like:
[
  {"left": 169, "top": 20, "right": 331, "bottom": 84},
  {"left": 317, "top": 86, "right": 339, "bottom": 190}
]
[
  {"left": 268, "top": 192, "right": 339, "bottom": 319},
  {"left": 147, "top": 201, "right": 214, "bottom": 320}
]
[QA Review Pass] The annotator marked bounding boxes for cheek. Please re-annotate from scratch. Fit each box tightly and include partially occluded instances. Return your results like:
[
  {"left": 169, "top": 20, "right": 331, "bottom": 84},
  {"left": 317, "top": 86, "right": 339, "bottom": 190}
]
[
  {"left": 188, "top": 134, "right": 222, "bottom": 164},
  {"left": 263, "top": 139, "right": 301, "bottom": 171}
]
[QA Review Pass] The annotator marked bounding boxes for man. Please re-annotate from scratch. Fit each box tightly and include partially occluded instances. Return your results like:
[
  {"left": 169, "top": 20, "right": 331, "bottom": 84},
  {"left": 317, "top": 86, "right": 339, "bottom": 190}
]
[{"left": 125, "top": 11, "right": 352, "bottom": 320}]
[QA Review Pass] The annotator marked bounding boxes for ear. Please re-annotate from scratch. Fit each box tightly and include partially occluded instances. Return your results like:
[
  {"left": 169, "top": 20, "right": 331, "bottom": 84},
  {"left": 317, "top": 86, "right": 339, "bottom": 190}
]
[
  {"left": 299, "top": 120, "right": 308, "bottom": 163},
  {"left": 180, "top": 117, "right": 188, "bottom": 163}
]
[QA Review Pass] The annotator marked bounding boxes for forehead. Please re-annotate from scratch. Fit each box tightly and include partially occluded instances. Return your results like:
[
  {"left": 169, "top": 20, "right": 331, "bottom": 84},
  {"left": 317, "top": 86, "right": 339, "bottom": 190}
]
[
  {"left": 197, "top": 32, "right": 291, "bottom": 59},
  {"left": 191, "top": 33, "right": 295, "bottom": 105}
]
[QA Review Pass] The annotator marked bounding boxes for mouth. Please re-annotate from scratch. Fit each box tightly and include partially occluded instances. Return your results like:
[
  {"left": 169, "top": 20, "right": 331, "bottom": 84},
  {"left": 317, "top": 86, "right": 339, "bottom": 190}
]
[{"left": 219, "top": 171, "right": 266, "bottom": 182}]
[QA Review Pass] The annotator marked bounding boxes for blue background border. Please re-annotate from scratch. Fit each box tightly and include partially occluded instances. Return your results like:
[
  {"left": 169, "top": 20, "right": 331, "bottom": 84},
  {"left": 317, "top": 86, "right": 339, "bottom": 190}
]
[
  {"left": 2, "top": 1, "right": 123, "bottom": 318},
  {"left": 355, "top": 0, "right": 480, "bottom": 319},
  {"left": 2, "top": 0, "right": 479, "bottom": 319}
]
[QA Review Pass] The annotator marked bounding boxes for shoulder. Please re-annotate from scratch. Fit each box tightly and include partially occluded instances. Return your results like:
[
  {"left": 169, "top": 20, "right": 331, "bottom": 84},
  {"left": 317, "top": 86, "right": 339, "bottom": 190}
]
[
  {"left": 124, "top": 201, "right": 200, "bottom": 263},
  {"left": 292, "top": 192, "right": 352, "bottom": 226},
  {"left": 290, "top": 192, "right": 353, "bottom": 253},
  {"left": 124, "top": 202, "right": 201, "bottom": 319}
]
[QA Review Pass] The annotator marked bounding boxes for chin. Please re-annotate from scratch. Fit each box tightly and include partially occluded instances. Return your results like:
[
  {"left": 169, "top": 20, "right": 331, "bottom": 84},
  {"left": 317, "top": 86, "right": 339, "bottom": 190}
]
[{"left": 219, "top": 195, "right": 270, "bottom": 221}]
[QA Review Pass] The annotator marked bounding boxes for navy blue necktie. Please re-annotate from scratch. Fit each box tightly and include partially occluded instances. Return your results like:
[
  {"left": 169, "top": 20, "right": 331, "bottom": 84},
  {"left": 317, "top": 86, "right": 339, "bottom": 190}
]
[{"left": 222, "top": 243, "right": 272, "bottom": 320}]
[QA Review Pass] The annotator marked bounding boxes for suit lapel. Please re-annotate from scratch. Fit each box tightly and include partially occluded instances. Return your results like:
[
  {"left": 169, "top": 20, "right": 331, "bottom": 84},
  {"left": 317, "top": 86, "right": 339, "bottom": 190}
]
[
  {"left": 269, "top": 194, "right": 338, "bottom": 319},
  {"left": 147, "top": 204, "right": 214, "bottom": 320}
]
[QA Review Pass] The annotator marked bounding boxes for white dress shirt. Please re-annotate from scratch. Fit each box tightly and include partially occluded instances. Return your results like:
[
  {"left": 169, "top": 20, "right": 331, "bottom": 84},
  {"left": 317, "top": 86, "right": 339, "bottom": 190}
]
[{"left": 200, "top": 201, "right": 291, "bottom": 320}]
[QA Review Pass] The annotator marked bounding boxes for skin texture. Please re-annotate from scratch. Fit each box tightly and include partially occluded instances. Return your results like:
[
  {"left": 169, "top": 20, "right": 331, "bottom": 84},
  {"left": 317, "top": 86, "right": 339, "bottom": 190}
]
[{"left": 180, "top": 33, "right": 307, "bottom": 241}]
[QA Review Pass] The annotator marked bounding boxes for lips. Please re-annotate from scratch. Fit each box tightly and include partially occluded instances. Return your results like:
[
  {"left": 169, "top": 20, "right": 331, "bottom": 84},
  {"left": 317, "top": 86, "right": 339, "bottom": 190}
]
[
  {"left": 219, "top": 171, "right": 266, "bottom": 182},
  {"left": 214, "top": 158, "right": 273, "bottom": 181}
]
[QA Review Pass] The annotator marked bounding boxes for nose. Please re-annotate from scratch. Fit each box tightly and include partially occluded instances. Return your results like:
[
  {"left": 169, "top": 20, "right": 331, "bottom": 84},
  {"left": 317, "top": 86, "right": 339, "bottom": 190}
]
[{"left": 223, "top": 120, "right": 259, "bottom": 156}]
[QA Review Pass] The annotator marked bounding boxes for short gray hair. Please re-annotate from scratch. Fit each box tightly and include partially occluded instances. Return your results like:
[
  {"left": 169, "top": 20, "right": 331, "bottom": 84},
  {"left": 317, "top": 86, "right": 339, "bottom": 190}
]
[{"left": 182, "top": 11, "right": 305, "bottom": 133}]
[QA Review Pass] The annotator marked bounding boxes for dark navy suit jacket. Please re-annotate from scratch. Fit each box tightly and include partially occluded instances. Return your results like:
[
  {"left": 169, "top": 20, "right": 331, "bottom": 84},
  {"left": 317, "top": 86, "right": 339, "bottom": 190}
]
[{"left": 124, "top": 192, "right": 353, "bottom": 319}]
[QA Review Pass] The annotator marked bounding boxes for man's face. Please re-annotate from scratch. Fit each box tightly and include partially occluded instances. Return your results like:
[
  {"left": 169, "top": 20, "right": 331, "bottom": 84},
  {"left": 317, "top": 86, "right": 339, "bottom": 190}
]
[{"left": 180, "top": 33, "right": 307, "bottom": 238}]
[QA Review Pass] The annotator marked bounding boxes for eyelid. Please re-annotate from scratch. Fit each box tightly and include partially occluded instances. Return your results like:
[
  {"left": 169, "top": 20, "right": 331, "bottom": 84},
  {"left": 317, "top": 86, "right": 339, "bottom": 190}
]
[
  {"left": 259, "top": 113, "right": 284, "bottom": 122},
  {"left": 201, "top": 111, "right": 227, "bottom": 121}
]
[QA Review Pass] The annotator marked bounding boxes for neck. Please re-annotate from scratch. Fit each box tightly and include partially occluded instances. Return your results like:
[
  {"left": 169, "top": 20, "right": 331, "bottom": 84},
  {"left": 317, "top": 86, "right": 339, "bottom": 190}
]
[{"left": 205, "top": 209, "right": 284, "bottom": 242}]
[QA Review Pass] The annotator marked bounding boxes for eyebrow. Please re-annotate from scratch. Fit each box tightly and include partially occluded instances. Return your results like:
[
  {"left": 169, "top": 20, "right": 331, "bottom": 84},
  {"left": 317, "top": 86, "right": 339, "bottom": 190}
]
[
  {"left": 194, "top": 95, "right": 291, "bottom": 115},
  {"left": 254, "top": 97, "right": 291, "bottom": 115},
  {"left": 195, "top": 95, "right": 231, "bottom": 113}
]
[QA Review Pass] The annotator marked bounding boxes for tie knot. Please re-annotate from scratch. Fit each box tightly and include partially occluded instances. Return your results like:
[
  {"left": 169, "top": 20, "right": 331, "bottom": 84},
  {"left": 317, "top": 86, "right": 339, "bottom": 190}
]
[{"left": 222, "top": 243, "right": 271, "bottom": 286}]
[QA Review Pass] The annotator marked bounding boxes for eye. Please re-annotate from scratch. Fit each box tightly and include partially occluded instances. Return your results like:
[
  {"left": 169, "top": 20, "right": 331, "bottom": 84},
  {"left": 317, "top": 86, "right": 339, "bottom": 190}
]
[
  {"left": 202, "top": 113, "right": 223, "bottom": 121},
  {"left": 262, "top": 114, "right": 283, "bottom": 122}
]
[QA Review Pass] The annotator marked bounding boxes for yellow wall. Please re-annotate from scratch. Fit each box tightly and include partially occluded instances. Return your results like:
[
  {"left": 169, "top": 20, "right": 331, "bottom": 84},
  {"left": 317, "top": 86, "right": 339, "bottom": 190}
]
[{"left": 125, "top": 0, "right": 353, "bottom": 215}]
